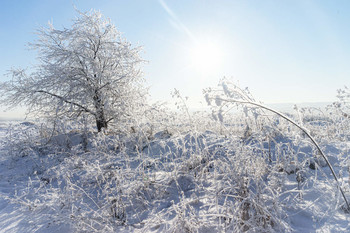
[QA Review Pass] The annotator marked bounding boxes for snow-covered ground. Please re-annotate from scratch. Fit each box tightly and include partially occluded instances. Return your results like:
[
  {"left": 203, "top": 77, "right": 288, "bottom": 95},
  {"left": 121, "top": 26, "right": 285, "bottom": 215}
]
[
  {"left": 0, "top": 116, "right": 350, "bottom": 232},
  {"left": 0, "top": 121, "right": 69, "bottom": 232}
]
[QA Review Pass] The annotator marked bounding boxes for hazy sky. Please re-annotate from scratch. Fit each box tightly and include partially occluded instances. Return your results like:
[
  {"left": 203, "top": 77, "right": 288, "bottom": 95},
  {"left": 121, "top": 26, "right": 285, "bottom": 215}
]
[{"left": 1, "top": 0, "right": 350, "bottom": 117}]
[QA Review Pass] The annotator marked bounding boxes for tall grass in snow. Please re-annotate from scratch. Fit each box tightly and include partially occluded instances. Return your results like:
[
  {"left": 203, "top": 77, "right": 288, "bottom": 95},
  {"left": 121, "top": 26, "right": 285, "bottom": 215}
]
[{"left": 2, "top": 81, "right": 350, "bottom": 232}]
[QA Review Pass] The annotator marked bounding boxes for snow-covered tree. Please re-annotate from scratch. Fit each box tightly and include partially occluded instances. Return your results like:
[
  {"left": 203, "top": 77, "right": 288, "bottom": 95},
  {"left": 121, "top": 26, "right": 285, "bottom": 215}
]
[{"left": 0, "top": 10, "right": 146, "bottom": 131}]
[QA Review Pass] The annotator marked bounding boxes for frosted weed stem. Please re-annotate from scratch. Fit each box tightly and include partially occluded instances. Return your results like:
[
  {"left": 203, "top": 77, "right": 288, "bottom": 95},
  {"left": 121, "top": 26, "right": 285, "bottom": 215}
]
[{"left": 214, "top": 97, "right": 350, "bottom": 211}]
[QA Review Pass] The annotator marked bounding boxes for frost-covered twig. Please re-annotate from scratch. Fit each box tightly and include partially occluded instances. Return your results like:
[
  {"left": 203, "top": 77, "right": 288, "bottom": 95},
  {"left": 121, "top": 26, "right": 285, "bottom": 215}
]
[{"left": 205, "top": 80, "right": 350, "bottom": 210}]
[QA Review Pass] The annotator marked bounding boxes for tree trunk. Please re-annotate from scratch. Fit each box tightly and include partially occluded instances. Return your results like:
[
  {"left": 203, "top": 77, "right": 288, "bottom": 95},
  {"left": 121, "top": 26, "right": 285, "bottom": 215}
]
[
  {"left": 94, "top": 89, "right": 108, "bottom": 132},
  {"left": 96, "top": 113, "right": 107, "bottom": 132}
]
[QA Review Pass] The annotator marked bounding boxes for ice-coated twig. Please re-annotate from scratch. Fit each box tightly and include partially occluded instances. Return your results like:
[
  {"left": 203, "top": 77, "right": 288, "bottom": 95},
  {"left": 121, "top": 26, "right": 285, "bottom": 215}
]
[{"left": 213, "top": 96, "right": 350, "bottom": 210}]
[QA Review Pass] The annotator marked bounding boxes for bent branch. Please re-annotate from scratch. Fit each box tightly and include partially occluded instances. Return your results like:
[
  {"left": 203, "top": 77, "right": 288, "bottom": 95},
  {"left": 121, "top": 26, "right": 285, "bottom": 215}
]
[{"left": 215, "top": 97, "right": 350, "bottom": 210}]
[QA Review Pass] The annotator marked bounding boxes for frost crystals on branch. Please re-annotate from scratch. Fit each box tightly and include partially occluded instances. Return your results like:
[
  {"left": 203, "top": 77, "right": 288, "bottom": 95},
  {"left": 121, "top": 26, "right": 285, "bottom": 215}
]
[
  {"left": 204, "top": 78, "right": 350, "bottom": 210},
  {"left": 0, "top": 10, "right": 146, "bottom": 132}
]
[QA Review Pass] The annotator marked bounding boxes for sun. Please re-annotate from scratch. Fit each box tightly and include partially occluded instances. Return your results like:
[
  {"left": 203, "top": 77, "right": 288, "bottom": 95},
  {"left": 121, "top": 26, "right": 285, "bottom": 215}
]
[{"left": 189, "top": 39, "right": 223, "bottom": 75}]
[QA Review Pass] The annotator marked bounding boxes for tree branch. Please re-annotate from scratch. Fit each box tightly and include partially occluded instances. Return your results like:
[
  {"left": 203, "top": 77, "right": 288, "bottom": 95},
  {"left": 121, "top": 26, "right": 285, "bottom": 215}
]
[{"left": 36, "top": 90, "right": 96, "bottom": 116}]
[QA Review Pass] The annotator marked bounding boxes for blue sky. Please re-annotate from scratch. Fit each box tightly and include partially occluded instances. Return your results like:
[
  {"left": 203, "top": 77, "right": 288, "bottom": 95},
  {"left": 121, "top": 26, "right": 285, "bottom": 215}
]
[{"left": 1, "top": 0, "right": 350, "bottom": 117}]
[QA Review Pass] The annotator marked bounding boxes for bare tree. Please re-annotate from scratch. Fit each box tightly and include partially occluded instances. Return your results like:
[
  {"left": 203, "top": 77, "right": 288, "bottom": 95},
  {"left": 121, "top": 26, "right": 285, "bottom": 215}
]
[{"left": 0, "top": 10, "right": 146, "bottom": 132}]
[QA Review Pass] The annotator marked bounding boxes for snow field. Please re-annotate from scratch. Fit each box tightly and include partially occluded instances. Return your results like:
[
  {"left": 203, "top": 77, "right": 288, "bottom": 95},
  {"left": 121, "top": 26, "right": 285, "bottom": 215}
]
[{"left": 0, "top": 108, "right": 350, "bottom": 233}]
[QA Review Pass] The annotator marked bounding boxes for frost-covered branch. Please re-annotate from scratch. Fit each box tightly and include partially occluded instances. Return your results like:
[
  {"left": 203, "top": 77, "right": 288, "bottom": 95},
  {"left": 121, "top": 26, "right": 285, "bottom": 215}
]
[
  {"left": 205, "top": 79, "right": 350, "bottom": 210},
  {"left": 36, "top": 90, "right": 95, "bottom": 116}
]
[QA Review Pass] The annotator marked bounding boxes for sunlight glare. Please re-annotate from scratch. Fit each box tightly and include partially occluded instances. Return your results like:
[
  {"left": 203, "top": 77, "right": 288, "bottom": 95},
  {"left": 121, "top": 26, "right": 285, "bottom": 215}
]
[{"left": 189, "top": 39, "right": 223, "bottom": 75}]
